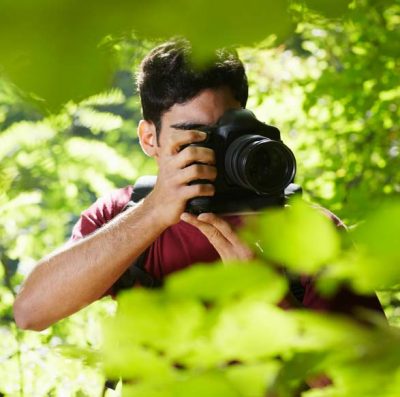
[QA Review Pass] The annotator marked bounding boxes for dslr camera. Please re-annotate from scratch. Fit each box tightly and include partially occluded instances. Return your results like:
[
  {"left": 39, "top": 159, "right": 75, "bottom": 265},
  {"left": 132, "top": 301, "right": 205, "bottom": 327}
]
[{"left": 133, "top": 109, "right": 300, "bottom": 214}]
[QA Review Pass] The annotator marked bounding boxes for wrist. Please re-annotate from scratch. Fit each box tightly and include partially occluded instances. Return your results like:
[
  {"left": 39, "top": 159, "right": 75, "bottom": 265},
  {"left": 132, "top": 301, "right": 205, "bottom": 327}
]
[{"left": 141, "top": 191, "right": 173, "bottom": 230}]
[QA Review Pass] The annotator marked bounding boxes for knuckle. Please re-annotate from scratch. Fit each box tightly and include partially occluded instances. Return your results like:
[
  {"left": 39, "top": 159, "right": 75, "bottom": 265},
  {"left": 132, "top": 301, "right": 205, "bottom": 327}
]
[
  {"left": 192, "top": 184, "right": 204, "bottom": 195},
  {"left": 183, "top": 146, "right": 196, "bottom": 162},
  {"left": 185, "top": 183, "right": 215, "bottom": 197},
  {"left": 190, "top": 146, "right": 201, "bottom": 158},
  {"left": 186, "top": 164, "right": 203, "bottom": 180},
  {"left": 198, "top": 164, "right": 216, "bottom": 178},
  {"left": 194, "top": 164, "right": 203, "bottom": 174},
  {"left": 190, "top": 184, "right": 204, "bottom": 196},
  {"left": 185, "top": 165, "right": 198, "bottom": 180},
  {"left": 198, "top": 147, "right": 211, "bottom": 159}
]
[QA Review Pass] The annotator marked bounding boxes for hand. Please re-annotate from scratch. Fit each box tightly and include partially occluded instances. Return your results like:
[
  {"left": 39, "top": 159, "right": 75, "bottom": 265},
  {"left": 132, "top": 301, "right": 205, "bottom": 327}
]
[
  {"left": 146, "top": 129, "right": 217, "bottom": 227},
  {"left": 180, "top": 212, "right": 255, "bottom": 262}
]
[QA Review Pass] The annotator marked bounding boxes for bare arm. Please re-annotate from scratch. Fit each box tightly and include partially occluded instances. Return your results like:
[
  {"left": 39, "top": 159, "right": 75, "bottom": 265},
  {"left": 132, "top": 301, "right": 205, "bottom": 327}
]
[
  {"left": 13, "top": 197, "right": 168, "bottom": 331},
  {"left": 14, "top": 128, "right": 216, "bottom": 331}
]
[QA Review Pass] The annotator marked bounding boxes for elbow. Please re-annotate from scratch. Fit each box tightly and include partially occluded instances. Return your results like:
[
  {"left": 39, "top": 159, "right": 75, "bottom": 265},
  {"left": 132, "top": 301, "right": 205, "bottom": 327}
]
[{"left": 13, "top": 296, "right": 50, "bottom": 332}]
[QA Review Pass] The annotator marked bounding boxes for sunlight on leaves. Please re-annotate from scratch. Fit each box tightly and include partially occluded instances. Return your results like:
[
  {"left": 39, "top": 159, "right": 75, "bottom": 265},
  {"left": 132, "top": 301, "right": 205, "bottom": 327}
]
[
  {"left": 241, "top": 199, "right": 341, "bottom": 274},
  {"left": 165, "top": 261, "right": 287, "bottom": 304}
]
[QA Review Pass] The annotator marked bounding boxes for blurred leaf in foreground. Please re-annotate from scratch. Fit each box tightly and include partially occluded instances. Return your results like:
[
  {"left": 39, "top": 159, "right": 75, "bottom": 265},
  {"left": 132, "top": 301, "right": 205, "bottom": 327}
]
[
  {"left": 322, "top": 200, "right": 400, "bottom": 293},
  {"left": 0, "top": 0, "right": 351, "bottom": 107},
  {"left": 164, "top": 260, "right": 287, "bottom": 304},
  {"left": 102, "top": 264, "right": 400, "bottom": 397},
  {"left": 102, "top": 263, "right": 290, "bottom": 372},
  {"left": 241, "top": 198, "right": 341, "bottom": 274}
]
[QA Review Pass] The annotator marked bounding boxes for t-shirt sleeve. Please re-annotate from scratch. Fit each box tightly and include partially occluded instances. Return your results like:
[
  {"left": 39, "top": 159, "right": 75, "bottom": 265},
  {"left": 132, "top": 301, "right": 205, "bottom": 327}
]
[{"left": 69, "top": 185, "right": 133, "bottom": 243}]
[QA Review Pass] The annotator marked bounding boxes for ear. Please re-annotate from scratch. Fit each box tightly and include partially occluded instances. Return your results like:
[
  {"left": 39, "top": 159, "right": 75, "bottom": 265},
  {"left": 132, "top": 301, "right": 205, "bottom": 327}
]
[{"left": 138, "top": 120, "right": 158, "bottom": 157}]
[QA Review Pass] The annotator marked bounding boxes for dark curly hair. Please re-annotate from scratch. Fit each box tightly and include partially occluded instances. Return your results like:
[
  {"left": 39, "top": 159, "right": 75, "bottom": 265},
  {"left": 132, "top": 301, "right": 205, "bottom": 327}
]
[{"left": 137, "top": 39, "right": 248, "bottom": 139}]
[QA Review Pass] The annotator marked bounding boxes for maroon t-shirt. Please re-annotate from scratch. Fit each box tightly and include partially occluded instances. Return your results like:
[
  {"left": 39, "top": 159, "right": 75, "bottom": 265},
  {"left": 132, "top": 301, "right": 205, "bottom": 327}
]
[
  {"left": 70, "top": 185, "right": 384, "bottom": 315},
  {"left": 70, "top": 185, "right": 220, "bottom": 279}
]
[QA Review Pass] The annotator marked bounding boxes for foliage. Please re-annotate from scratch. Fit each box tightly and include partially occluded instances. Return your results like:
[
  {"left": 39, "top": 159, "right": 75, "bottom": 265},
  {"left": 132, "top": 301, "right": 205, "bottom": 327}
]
[
  {"left": 0, "top": 0, "right": 350, "bottom": 108},
  {"left": 0, "top": 51, "right": 155, "bottom": 395},
  {"left": 103, "top": 201, "right": 400, "bottom": 397},
  {"left": 244, "top": 0, "right": 400, "bottom": 223},
  {"left": 0, "top": 0, "right": 399, "bottom": 396}
]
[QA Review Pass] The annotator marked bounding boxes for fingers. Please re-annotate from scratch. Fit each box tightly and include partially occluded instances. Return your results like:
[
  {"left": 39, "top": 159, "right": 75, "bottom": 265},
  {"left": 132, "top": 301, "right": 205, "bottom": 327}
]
[
  {"left": 196, "top": 213, "right": 255, "bottom": 260},
  {"left": 158, "top": 128, "right": 216, "bottom": 196},
  {"left": 180, "top": 213, "right": 232, "bottom": 259},
  {"left": 181, "top": 183, "right": 215, "bottom": 199},
  {"left": 175, "top": 146, "right": 215, "bottom": 168},
  {"left": 178, "top": 164, "right": 217, "bottom": 185},
  {"left": 180, "top": 213, "right": 255, "bottom": 261},
  {"left": 197, "top": 213, "right": 236, "bottom": 243},
  {"left": 162, "top": 130, "right": 208, "bottom": 155}
]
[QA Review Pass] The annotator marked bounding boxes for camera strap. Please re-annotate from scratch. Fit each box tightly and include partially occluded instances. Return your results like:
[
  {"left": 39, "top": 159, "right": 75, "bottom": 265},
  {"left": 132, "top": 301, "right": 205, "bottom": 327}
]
[{"left": 111, "top": 183, "right": 305, "bottom": 304}]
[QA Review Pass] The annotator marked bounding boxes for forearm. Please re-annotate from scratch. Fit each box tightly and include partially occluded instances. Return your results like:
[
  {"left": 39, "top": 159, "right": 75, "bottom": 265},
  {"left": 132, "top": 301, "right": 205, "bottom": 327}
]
[{"left": 14, "top": 196, "right": 166, "bottom": 331}]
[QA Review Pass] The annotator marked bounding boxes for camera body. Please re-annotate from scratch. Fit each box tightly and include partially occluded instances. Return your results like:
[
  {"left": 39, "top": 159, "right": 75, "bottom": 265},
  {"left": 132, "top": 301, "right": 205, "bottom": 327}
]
[
  {"left": 186, "top": 109, "right": 297, "bottom": 213},
  {"left": 133, "top": 109, "right": 299, "bottom": 214}
]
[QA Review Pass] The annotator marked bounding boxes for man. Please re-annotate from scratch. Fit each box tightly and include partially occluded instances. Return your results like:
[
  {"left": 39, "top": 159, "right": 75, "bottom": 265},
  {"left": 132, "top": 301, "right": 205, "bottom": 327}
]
[{"left": 13, "top": 39, "right": 383, "bottom": 332}]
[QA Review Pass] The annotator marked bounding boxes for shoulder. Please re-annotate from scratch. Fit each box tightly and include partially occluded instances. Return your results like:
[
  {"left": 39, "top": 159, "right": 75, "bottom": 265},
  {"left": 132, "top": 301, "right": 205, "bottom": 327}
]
[
  {"left": 83, "top": 185, "right": 134, "bottom": 224},
  {"left": 70, "top": 185, "right": 133, "bottom": 241}
]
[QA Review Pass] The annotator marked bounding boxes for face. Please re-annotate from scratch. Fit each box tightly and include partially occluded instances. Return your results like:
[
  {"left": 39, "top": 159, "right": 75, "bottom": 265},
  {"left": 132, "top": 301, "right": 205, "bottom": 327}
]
[
  {"left": 138, "top": 86, "right": 242, "bottom": 161},
  {"left": 159, "top": 86, "right": 241, "bottom": 146}
]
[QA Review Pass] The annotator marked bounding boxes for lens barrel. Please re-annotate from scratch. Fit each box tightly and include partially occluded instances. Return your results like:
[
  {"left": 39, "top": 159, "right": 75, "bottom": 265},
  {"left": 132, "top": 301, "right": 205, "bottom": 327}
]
[{"left": 225, "top": 135, "right": 296, "bottom": 194}]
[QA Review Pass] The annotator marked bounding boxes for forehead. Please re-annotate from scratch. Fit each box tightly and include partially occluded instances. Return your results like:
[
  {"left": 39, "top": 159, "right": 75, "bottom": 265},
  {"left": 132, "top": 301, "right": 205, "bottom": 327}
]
[{"left": 161, "top": 87, "right": 241, "bottom": 129}]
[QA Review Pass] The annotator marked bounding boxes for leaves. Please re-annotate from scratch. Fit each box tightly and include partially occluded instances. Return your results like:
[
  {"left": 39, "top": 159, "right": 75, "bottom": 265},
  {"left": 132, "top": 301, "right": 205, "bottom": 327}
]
[
  {"left": 0, "top": 60, "right": 146, "bottom": 396},
  {"left": 0, "top": 1, "right": 399, "bottom": 396},
  {"left": 320, "top": 201, "right": 400, "bottom": 293},
  {"left": 102, "top": 256, "right": 400, "bottom": 397},
  {"left": 0, "top": 1, "right": 353, "bottom": 107},
  {"left": 241, "top": 199, "right": 340, "bottom": 274},
  {"left": 165, "top": 261, "right": 287, "bottom": 304}
]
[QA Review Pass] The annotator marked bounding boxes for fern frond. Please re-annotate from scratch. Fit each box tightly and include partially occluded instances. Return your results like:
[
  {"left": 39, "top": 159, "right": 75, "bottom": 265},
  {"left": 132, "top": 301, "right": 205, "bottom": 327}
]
[
  {"left": 80, "top": 89, "right": 125, "bottom": 107},
  {"left": 0, "top": 121, "right": 56, "bottom": 159},
  {"left": 74, "top": 108, "right": 123, "bottom": 134}
]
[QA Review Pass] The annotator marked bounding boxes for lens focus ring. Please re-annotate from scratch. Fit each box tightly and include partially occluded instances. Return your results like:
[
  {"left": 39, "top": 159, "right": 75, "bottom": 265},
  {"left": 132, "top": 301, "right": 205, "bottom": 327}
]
[{"left": 225, "top": 135, "right": 296, "bottom": 194}]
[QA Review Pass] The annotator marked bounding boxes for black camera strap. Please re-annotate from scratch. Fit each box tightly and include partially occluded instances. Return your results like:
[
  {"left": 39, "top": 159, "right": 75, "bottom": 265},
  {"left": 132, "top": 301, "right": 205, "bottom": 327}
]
[{"left": 112, "top": 183, "right": 305, "bottom": 304}]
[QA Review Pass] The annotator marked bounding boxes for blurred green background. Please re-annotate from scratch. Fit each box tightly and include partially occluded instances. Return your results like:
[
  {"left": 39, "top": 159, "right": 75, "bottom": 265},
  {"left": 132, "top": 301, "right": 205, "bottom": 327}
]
[{"left": 0, "top": 0, "right": 399, "bottom": 396}]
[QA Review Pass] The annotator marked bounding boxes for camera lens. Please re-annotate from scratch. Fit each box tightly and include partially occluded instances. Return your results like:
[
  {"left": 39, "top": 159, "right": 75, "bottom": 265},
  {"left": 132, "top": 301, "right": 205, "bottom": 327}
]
[{"left": 225, "top": 135, "right": 296, "bottom": 194}]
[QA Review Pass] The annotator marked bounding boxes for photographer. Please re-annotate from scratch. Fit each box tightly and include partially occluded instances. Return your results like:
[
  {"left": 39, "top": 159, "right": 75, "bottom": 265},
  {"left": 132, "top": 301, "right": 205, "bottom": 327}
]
[{"left": 13, "top": 39, "right": 383, "bottom": 332}]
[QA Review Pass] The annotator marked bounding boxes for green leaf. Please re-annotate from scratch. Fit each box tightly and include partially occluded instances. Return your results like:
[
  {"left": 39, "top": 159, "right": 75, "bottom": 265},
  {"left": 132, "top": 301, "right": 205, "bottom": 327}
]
[
  {"left": 102, "top": 288, "right": 209, "bottom": 370},
  {"left": 0, "top": 0, "right": 351, "bottom": 107},
  {"left": 211, "top": 302, "right": 297, "bottom": 361},
  {"left": 171, "top": 371, "right": 241, "bottom": 397},
  {"left": 241, "top": 199, "right": 341, "bottom": 274},
  {"left": 224, "top": 362, "right": 281, "bottom": 397},
  {"left": 165, "top": 261, "right": 288, "bottom": 305},
  {"left": 304, "top": 0, "right": 351, "bottom": 18},
  {"left": 323, "top": 201, "right": 400, "bottom": 293},
  {"left": 354, "top": 201, "right": 400, "bottom": 267}
]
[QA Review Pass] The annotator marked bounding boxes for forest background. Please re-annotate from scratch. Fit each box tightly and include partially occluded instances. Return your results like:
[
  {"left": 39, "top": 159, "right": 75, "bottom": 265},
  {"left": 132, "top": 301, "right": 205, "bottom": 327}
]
[{"left": 0, "top": 0, "right": 399, "bottom": 396}]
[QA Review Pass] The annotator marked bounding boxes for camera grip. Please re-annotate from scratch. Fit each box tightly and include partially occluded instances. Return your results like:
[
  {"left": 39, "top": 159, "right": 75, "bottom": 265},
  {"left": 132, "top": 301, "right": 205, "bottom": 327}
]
[
  {"left": 186, "top": 178, "right": 213, "bottom": 214},
  {"left": 186, "top": 196, "right": 212, "bottom": 215}
]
